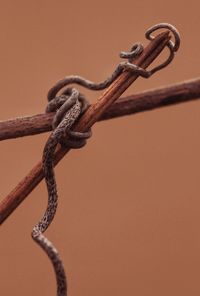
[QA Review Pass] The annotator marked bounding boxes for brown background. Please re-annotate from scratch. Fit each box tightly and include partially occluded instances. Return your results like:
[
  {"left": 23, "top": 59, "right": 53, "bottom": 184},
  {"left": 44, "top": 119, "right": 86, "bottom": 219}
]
[{"left": 0, "top": 1, "right": 200, "bottom": 295}]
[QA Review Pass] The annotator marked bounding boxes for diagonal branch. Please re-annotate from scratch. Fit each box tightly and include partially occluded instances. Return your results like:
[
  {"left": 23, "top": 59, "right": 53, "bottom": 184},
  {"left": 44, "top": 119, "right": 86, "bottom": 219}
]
[
  {"left": 0, "top": 31, "right": 171, "bottom": 224},
  {"left": 0, "top": 77, "right": 199, "bottom": 141}
]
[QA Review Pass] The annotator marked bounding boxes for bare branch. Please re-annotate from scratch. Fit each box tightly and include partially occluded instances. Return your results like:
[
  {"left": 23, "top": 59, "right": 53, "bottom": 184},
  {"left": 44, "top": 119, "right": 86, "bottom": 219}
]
[
  {"left": 0, "top": 78, "right": 199, "bottom": 141},
  {"left": 0, "top": 32, "right": 171, "bottom": 224}
]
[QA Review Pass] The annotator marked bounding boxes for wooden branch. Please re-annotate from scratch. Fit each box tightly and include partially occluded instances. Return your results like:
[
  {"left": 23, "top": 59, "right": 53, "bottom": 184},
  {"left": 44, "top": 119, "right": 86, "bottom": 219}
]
[
  {"left": 0, "top": 31, "right": 171, "bottom": 224},
  {"left": 0, "top": 77, "right": 200, "bottom": 141}
]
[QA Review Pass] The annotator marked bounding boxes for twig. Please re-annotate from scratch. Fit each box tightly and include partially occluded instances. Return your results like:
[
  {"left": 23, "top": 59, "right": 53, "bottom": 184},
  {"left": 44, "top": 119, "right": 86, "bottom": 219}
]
[
  {"left": 0, "top": 31, "right": 170, "bottom": 225},
  {"left": 0, "top": 77, "right": 199, "bottom": 141}
]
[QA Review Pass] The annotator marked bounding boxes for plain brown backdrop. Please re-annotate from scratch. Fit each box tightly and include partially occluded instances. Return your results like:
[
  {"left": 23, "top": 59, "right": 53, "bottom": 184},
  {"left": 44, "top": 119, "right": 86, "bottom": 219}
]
[{"left": 0, "top": 1, "right": 200, "bottom": 295}]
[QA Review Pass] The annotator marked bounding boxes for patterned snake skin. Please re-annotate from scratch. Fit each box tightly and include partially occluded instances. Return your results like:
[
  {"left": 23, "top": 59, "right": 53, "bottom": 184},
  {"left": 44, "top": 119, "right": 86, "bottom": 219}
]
[{"left": 30, "top": 23, "right": 180, "bottom": 296}]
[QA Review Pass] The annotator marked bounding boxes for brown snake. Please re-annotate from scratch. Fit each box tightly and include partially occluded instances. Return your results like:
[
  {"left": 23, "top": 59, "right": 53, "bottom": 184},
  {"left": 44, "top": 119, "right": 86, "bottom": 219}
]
[{"left": 31, "top": 23, "right": 180, "bottom": 296}]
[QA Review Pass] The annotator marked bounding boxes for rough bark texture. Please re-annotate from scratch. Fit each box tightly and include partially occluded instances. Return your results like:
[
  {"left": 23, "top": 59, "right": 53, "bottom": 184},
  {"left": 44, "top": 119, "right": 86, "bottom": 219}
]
[{"left": 0, "top": 78, "right": 199, "bottom": 141}]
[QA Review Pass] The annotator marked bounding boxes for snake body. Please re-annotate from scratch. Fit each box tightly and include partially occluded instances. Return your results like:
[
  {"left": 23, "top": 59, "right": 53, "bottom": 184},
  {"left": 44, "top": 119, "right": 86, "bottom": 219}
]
[
  {"left": 30, "top": 23, "right": 180, "bottom": 296},
  {"left": 32, "top": 99, "right": 83, "bottom": 295}
]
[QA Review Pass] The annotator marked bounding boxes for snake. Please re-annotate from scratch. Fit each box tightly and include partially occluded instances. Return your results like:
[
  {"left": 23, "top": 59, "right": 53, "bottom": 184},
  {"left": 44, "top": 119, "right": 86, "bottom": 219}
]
[{"left": 31, "top": 23, "right": 180, "bottom": 296}]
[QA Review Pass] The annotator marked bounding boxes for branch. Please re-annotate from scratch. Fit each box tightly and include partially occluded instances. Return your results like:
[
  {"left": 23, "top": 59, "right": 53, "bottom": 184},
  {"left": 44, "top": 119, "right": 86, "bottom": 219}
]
[
  {"left": 0, "top": 77, "right": 200, "bottom": 141},
  {"left": 0, "top": 31, "right": 171, "bottom": 224}
]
